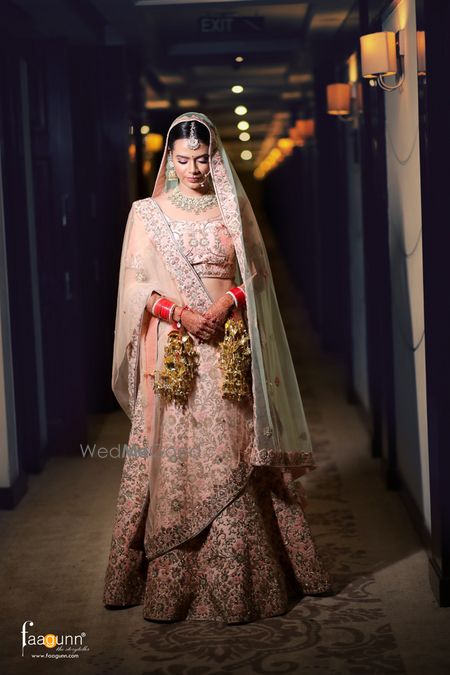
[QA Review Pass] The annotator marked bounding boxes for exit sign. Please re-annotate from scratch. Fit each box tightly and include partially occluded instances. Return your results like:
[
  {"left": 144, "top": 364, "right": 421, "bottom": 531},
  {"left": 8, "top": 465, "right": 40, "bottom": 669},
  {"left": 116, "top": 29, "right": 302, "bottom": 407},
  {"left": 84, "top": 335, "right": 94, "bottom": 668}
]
[{"left": 198, "top": 16, "right": 265, "bottom": 34}]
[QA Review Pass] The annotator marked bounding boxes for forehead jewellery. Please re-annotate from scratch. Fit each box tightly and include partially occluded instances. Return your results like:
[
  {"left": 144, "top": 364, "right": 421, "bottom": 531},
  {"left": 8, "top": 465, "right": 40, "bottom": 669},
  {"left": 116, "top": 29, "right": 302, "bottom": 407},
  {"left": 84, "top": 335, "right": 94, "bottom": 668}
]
[{"left": 187, "top": 121, "right": 200, "bottom": 150}]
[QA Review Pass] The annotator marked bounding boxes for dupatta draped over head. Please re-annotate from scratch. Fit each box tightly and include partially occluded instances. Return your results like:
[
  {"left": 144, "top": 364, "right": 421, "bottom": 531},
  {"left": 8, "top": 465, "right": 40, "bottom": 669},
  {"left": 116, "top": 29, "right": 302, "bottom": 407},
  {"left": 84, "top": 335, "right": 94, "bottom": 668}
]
[{"left": 111, "top": 112, "right": 317, "bottom": 560}]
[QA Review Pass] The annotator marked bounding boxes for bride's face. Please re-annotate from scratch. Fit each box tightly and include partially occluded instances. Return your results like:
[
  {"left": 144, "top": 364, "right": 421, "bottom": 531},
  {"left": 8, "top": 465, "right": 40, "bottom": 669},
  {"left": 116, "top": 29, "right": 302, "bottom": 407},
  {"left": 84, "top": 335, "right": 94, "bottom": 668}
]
[{"left": 171, "top": 139, "right": 211, "bottom": 191}]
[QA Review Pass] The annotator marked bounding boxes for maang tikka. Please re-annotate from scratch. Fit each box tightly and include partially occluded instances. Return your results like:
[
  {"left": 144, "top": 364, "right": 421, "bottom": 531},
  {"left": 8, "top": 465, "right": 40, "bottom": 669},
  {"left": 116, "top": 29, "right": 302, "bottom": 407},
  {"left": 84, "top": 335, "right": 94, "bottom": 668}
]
[{"left": 187, "top": 121, "right": 200, "bottom": 150}]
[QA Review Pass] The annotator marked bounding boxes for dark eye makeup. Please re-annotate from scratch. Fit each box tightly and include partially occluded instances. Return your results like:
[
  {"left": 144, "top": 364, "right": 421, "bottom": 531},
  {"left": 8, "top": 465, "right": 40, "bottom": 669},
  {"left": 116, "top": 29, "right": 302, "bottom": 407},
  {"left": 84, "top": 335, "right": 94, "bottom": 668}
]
[{"left": 177, "top": 159, "right": 209, "bottom": 165}]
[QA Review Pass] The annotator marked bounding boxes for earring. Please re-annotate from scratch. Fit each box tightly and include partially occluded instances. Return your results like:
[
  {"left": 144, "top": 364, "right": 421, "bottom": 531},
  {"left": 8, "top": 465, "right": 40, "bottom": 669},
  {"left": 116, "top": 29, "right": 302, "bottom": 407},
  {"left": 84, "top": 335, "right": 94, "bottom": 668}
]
[
  {"left": 199, "top": 171, "right": 212, "bottom": 188},
  {"left": 166, "top": 152, "right": 178, "bottom": 181}
]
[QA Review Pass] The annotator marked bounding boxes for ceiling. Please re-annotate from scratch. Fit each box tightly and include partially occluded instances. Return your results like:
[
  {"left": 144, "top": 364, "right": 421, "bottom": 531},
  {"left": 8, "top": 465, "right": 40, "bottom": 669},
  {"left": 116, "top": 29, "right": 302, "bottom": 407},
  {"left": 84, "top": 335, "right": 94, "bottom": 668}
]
[{"left": 9, "top": 0, "right": 358, "bottom": 168}]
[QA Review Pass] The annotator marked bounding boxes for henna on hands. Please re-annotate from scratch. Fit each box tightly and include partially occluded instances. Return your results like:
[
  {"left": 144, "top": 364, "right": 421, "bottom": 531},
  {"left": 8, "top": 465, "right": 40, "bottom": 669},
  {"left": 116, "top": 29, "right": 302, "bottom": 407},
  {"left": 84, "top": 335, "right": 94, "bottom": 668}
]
[
  {"left": 202, "top": 294, "right": 234, "bottom": 339},
  {"left": 179, "top": 307, "right": 219, "bottom": 342},
  {"left": 161, "top": 293, "right": 238, "bottom": 343}
]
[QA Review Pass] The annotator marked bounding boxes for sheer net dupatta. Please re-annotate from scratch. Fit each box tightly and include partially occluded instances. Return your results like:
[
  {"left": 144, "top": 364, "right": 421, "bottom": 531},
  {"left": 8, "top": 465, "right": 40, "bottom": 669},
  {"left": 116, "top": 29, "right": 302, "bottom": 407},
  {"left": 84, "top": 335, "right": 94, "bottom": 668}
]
[
  {"left": 152, "top": 112, "right": 317, "bottom": 479},
  {"left": 111, "top": 201, "right": 183, "bottom": 432}
]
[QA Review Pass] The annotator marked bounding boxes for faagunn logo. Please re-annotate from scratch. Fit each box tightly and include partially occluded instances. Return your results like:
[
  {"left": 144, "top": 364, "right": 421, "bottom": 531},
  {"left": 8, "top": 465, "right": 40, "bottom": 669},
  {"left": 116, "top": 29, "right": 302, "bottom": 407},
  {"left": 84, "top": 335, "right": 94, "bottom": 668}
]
[{"left": 21, "top": 620, "right": 89, "bottom": 657}]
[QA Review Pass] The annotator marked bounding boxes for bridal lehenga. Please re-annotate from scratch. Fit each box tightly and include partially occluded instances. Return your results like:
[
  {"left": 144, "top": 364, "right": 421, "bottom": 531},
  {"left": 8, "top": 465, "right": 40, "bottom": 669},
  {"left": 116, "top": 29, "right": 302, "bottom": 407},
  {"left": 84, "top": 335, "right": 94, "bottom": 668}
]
[{"left": 102, "top": 112, "right": 332, "bottom": 622}]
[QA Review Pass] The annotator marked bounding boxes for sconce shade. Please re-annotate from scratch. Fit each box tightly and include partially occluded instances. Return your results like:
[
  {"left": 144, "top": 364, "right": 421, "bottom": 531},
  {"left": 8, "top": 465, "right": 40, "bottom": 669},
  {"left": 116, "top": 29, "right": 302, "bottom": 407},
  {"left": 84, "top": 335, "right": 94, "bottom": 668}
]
[
  {"left": 326, "top": 83, "right": 351, "bottom": 115},
  {"left": 145, "top": 133, "right": 164, "bottom": 152},
  {"left": 417, "top": 31, "right": 426, "bottom": 75},
  {"left": 289, "top": 127, "right": 305, "bottom": 146},
  {"left": 360, "top": 31, "right": 397, "bottom": 77},
  {"left": 295, "top": 118, "right": 315, "bottom": 138},
  {"left": 277, "top": 137, "right": 295, "bottom": 155},
  {"left": 305, "top": 119, "right": 315, "bottom": 137}
]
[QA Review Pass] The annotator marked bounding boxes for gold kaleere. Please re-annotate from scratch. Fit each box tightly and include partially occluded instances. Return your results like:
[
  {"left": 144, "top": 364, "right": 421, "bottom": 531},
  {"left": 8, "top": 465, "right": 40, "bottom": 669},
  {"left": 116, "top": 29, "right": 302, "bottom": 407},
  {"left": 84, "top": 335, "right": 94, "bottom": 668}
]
[
  {"left": 218, "top": 317, "right": 252, "bottom": 402},
  {"left": 153, "top": 329, "right": 199, "bottom": 410}
]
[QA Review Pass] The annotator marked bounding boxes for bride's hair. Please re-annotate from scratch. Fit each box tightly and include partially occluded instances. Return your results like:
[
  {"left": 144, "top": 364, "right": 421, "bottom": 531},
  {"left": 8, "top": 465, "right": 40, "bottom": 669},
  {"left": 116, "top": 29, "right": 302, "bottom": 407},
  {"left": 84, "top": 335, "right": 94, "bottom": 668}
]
[{"left": 167, "top": 120, "right": 210, "bottom": 150}]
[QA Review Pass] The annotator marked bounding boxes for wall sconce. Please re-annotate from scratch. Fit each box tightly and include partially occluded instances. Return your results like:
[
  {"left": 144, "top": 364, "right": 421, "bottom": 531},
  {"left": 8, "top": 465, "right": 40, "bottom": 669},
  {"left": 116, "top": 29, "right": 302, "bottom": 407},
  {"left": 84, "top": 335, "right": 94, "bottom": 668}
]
[
  {"left": 416, "top": 31, "right": 426, "bottom": 76},
  {"left": 295, "top": 118, "right": 315, "bottom": 139},
  {"left": 360, "top": 30, "right": 406, "bottom": 91},
  {"left": 144, "top": 133, "right": 164, "bottom": 152},
  {"left": 277, "top": 137, "right": 295, "bottom": 156},
  {"left": 289, "top": 127, "right": 304, "bottom": 146},
  {"left": 288, "top": 118, "right": 315, "bottom": 145},
  {"left": 326, "top": 83, "right": 357, "bottom": 122}
]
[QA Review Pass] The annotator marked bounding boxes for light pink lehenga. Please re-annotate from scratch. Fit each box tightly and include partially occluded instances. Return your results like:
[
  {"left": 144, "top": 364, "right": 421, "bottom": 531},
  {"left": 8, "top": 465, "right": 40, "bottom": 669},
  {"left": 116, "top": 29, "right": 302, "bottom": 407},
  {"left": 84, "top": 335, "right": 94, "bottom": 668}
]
[{"left": 102, "top": 209, "right": 332, "bottom": 623}]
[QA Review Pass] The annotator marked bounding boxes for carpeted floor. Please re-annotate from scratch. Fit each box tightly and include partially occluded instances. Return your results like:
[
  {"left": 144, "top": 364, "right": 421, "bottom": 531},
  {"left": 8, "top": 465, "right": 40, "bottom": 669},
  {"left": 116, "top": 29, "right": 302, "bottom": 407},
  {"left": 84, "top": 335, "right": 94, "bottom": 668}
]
[{"left": 1, "top": 216, "right": 450, "bottom": 674}]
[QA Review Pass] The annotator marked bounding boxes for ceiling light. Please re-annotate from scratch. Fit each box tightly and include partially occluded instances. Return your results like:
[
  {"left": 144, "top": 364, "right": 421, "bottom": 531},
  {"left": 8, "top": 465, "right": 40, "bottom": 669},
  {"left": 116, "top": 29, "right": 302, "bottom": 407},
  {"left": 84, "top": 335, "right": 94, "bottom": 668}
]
[
  {"left": 231, "top": 85, "right": 244, "bottom": 93},
  {"left": 159, "top": 74, "right": 184, "bottom": 85},
  {"left": 237, "top": 120, "right": 249, "bottom": 131},
  {"left": 235, "top": 56, "right": 244, "bottom": 63},
  {"left": 177, "top": 98, "right": 199, "bottom": 107},
  {"left": 281, "top": 92, "right": 301, "bottom": 100},
  {"left": 144, "top": 100, "right": 171, "bottom": 109},
  {"left": 288, "top": 73, "right": 312, "bottom": 84},
  {"left": 241, "top": 150, "right": 252, "bottom": 160},
  {"left": 239, "top": 132, "right": 251, "bottom": 141},
  {"left": 234, "top": 105, "right": 247, "bottom": 115},
  {"left": 140, "top": 125, "right": 150, "bottom": 134}
]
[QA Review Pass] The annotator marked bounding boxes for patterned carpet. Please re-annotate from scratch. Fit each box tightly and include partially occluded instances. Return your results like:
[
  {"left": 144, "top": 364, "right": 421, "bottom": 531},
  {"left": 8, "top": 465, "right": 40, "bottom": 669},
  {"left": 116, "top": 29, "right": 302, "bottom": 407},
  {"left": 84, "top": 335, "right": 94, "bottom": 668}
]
[
  {"left": 3, "top": 205, "right": 445, "bottom": 674},
  {"left": 81, "top": 379, "right": 406, "bottom": 675},
  {"left": 0, "top": 332, "right": 409, "bottom": 675}
]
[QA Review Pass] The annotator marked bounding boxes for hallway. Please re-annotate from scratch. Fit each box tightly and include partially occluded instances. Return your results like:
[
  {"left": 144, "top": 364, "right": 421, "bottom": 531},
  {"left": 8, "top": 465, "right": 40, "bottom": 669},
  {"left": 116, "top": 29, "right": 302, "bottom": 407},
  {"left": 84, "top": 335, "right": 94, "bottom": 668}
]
[
  {"left": 1, "top": 0, "right": 450, "bottom": 671},
  {"left": 2, "top": 219, "right": 449, "bottom": 674}
]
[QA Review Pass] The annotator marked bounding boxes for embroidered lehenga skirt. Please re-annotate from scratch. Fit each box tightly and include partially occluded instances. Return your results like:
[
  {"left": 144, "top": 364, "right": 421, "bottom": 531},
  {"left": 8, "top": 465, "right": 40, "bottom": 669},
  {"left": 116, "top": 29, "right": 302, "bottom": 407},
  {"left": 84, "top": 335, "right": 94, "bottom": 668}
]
[{"left": 103, "top": 331, "right": 332, "bottom": 623}]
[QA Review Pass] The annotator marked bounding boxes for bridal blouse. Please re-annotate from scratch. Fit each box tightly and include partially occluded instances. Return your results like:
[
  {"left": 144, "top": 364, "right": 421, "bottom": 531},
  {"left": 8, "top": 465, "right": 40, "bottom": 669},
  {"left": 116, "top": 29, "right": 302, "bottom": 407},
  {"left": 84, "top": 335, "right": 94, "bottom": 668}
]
[{"left": 167, "top": 214, "right": 238, "bottom": 280}]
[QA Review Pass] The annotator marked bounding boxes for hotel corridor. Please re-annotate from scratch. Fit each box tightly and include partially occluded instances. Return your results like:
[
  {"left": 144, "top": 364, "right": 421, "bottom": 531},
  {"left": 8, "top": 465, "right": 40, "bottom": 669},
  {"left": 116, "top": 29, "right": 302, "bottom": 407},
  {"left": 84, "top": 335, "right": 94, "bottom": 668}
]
[
  {"left": 1, "top": 209, "right": 449, "bottom": 674},
  {"left": 2, "top": 0, "right": 450, "bottom": 672}
]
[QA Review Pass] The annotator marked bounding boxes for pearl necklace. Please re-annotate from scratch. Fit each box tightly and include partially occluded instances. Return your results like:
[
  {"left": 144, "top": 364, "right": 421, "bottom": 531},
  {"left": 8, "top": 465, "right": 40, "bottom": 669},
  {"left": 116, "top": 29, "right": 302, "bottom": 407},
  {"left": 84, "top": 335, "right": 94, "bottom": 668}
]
[{"left": 168, "top": 184, "right": 218, "bottom": 214}]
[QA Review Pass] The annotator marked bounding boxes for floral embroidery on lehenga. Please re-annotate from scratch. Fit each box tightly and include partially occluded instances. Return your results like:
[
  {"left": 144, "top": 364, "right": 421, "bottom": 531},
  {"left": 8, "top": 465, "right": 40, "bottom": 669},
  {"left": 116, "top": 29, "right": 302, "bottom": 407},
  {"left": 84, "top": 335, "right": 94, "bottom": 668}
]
[
  {"left": 103, "top": 112, "right": 332, "bottom": 623},
  {"left": 103, "top": 458, "right": 332, "bottom": 621},
  {"left": 142, "top": 339, "right": 256, "bottom": 562},
  {"left": 103, "top": 200, "right": 333, "bottom": 620}
]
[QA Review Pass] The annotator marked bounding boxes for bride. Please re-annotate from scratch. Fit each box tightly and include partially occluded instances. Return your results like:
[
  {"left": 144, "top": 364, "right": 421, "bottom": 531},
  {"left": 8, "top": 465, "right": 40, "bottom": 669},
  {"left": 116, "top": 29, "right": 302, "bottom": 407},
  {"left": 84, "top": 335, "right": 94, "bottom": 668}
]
[{"left": 103, "top": 111, "right": 332, "bottom": 623}]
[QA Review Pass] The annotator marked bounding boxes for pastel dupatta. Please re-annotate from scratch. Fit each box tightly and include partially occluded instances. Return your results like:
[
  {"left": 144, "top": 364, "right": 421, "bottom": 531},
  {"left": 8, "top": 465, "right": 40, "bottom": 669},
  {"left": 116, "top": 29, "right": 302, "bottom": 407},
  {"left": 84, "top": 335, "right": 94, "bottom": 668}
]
[{"left": 111, "top": 112, "right": 318, "bottom": 561}]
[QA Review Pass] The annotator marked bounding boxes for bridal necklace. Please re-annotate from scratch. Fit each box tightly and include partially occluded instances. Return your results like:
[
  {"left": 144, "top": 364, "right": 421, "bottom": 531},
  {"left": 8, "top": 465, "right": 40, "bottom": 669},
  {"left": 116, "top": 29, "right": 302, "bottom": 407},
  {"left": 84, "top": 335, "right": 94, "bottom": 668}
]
[{"left": 168, "top": 183, "right": 218, "bottom": 214}]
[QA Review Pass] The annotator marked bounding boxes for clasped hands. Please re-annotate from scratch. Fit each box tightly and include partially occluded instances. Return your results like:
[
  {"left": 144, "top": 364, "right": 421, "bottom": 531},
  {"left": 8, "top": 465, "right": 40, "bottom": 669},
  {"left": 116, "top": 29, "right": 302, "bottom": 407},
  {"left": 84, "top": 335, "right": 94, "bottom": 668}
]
[
  {"left": 178, "top": 295, "right": 242, "bottom": 343},
  {"left": 149, "top": 291, "right": 244, "bottom": 342}
]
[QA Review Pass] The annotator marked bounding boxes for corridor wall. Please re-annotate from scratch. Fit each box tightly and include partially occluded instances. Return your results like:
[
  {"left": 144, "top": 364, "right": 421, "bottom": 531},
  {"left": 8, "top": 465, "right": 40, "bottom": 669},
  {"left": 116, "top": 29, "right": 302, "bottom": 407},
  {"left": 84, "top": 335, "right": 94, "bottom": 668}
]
[
  {"left": 382, "top": 0, "right": 430, "bottom": 531},
  {"left": 344, "top": 121, "right": 370, "bottom": 413},
  {"left": 0, "top": 149, "right": 20, "bottom": 498}
]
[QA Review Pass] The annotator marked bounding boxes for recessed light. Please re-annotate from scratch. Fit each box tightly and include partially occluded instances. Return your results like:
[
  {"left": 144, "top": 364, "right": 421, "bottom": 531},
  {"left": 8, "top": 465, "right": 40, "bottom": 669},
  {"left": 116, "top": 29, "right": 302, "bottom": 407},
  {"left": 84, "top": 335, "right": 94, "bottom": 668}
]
[
  {"left": 177, "top": 98, "right": 199, "bottom": 107},
  {"left": 144, "top": 100, "right": 171, "bottom": 109},
  {"left": 232, "top": 85, "right": 244, "bottom": 93},
  {"left": 234, "top": 105, "right": 247, "bottom": 115},
  {"left": 239, "top": 132, "right": 251, "bottom": 141},
  {"left": 241, "top": 150, "right": 252, "bottom": 160},
  {"left": 237, "top": 120, "right": 249, "bottom": 131}
]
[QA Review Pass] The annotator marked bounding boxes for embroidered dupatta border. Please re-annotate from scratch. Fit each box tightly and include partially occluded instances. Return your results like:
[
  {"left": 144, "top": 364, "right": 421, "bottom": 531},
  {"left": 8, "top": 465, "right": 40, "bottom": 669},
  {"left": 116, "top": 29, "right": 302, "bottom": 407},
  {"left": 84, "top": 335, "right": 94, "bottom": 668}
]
[
  {"left": 133, "top": 197, "right": 256, "bottom": 561},
  {"left": 210, "top": 147, "right": 316, "bottom": 467},
  {"left": 134, "top": 198, "right": 213, "bottom": 313},
  {"left": 134, "top": 196, "right": 315, "bottom": 469},
  {"left": 142, "top": 461, "right": 255, "bottom": 562}
]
